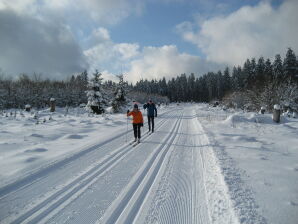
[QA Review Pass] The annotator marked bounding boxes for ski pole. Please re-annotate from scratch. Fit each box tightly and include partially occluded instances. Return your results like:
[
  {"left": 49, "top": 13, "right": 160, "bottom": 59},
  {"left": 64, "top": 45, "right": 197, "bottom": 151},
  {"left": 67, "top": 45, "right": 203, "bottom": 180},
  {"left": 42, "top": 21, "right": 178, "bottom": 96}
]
[{"left": 126, "top": 115, "right": 128, "bottom": 143}]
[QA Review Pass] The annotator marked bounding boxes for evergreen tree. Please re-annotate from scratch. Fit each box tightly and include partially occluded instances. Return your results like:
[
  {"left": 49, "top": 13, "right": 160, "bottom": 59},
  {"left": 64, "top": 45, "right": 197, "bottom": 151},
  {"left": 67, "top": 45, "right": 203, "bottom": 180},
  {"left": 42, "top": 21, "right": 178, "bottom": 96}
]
[
  {"left": 256, "top": 57, "right": 265, "bottom": 88},
  {"left": 245, "top": 58, "right": 257, "bottom": 89},
  {"left": 188, "top": 73, "right": 196, "bottom": 101},
  {"left": 159, "top": 77, "right": 168, "bottom": 96},
  {"left": 242, "top": 59, "right": 251, "bottom": 89},
  {"left": 283, "top": 48, "right": 297, "bottom": 83},
  {"left": 273, "top": 54, "right": 283, "bottom": 83},
  {"left": 111, "top": 74, "right": 127, "bottom": 113},
  {"left": 264, "top": 58, "right": 273, "bottom": 82},
  {"left": 232, "top": 66, "right": 243, "bottom": 90},
  {"left": 86, "top": 70, "right": 105, "bottom": 114},
  {"left": 216, "top": 71, "right": 224, "bottom": 100},
  {"left": 223, "top": 67, "right": 231, "bottom": 94}
]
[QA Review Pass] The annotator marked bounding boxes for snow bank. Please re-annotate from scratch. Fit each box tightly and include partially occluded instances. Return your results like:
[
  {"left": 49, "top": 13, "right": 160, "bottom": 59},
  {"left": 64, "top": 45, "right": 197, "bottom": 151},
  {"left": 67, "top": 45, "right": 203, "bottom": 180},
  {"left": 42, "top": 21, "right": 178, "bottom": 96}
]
[{"left": 198, "top": 103, "right": 298, "bottom": 224}]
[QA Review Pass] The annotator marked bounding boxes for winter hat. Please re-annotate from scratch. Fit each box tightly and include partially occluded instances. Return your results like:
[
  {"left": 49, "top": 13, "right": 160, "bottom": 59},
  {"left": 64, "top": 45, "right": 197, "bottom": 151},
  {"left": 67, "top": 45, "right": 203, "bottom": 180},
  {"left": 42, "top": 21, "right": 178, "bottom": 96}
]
[{"left": 133, "top": 104, "right": 138, "bottom": 109}]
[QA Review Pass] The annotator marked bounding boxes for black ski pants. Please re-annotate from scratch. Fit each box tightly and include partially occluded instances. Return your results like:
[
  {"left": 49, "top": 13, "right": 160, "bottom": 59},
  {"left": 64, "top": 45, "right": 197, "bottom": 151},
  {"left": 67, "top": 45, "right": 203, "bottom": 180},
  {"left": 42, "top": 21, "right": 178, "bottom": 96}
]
[
  {"left": 148, "top": 116, "right": 155, "bottom": 132},
  {"left": 133, "top": 123, "right": 142, "bottom": 139}
]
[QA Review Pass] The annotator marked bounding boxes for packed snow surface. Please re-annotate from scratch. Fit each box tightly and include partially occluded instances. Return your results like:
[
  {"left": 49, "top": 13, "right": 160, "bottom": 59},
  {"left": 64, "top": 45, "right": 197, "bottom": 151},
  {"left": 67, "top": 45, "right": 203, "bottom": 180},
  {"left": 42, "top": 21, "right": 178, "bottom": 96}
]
[{"left": 0, "top": 104, "right": 297, "bottom": 224}]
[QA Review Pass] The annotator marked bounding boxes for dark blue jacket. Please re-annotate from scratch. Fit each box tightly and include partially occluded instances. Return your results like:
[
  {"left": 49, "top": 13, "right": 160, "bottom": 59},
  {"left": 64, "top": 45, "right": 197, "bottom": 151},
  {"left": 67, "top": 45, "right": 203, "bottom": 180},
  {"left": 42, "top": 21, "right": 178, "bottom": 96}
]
[{"left": 143, "top": 103, "right": 157, "bottom": 117}]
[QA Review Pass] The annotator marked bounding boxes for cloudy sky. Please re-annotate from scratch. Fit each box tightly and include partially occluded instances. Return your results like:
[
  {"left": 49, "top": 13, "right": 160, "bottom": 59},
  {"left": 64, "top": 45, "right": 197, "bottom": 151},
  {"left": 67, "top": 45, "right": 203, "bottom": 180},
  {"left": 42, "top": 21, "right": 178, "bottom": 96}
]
[{"left": 0, "top": 0, "right": 297, "bottom": 82}]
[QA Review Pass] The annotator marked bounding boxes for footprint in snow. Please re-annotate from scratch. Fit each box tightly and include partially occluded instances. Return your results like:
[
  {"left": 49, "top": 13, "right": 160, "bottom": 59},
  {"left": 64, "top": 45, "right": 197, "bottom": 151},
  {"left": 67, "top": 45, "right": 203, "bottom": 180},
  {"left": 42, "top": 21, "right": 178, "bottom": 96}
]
[
  {"left": 260, "top": 156, "right": 268, "bottom": 160},
  {"left": 25, "top": 157, "right": 38, "bottom": 163},
  {"left": 67, "top": 134, "right": 86, "bottom": 139},
  {"left": 30, "top": 133, "right": 44, "bottom": 138},
  {"left": 25, "top": 148, "right": 48, "bottom": 153}
]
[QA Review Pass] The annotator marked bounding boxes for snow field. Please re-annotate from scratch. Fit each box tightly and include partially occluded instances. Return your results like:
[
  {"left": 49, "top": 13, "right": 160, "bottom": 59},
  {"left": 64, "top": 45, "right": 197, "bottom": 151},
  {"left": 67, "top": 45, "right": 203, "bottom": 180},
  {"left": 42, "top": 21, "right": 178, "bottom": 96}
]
[
  {"left": 196, "top": 103, "right": 298, "bottom": 224},
  {"left": 1, "top": 104, "right": 291, "bottom": 223},
  {"left": 0, "top": 107, "right": 176, "bottom": 223}
]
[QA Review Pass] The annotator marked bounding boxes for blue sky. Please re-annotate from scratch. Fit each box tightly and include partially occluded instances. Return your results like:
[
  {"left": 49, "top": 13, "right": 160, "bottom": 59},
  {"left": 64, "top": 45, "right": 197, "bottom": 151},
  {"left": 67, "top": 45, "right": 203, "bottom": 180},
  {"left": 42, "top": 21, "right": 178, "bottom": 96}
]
[{"left": 0, "top": 0, "right": 296, "bottom": 82}]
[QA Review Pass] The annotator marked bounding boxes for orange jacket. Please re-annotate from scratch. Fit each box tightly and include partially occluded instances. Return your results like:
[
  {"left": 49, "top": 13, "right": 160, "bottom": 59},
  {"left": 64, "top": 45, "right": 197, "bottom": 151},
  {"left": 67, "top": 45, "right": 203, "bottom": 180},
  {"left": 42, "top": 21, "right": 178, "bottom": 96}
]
[{"left": 127, "top": 110, "right": 144, "bottom": 124}]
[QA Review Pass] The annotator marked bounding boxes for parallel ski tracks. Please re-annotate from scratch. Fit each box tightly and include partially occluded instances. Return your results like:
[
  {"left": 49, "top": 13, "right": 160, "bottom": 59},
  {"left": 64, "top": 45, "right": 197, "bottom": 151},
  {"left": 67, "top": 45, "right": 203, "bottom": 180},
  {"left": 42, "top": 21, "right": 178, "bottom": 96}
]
[
  {"left": 99, "top": 110, "right": 184, "bottom": 224},
  {"left": 0, "top": 109, "right": 174, "bottom": 199},
  {"left": 2, "top": 110, "right": 176, "bottom": 224}
]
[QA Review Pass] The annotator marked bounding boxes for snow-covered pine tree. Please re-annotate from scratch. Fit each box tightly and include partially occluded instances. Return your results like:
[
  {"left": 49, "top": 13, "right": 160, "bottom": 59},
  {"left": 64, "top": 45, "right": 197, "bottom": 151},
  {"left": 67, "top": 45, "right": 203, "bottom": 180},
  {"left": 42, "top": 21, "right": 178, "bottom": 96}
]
[
  {"left": 223, "top": 67, "right": 231, "bottom": 94},
  {"left": 256, "top": 57, "right": 265, "bottom": 88},
  {"left": 283, "top": 48, "right": 297, "bottom": 83},
  {"left": 273, "top": 54, "right": 284, "bottom": 83},
  {"left": 216, "top": 71, "right": 224, "bottom": 100},
  {"left": 111, "top": 74, "right": 127, "bottom": 113},
  {"left": 86, "top": 70, "right": 105, "bottom": 114},
  {"left": 264, "top": 58, "right": 273, "bottom": 82}
]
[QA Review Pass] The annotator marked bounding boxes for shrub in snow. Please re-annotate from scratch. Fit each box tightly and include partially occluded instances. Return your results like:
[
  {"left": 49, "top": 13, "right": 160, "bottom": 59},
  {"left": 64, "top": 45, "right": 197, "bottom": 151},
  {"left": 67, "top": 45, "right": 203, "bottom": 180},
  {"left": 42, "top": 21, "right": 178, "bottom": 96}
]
[
  {"left": 111, "top": 74, "right": 128, "bottom": 113},
  {"left": 79, "top": 103, "right": 86, "bottom": 108},
  {"left": 86, "top": 70, "right": 105, "bottom": 114},
  {"left": 33, "top": 112, "right": 38, "bottom": 120},
  {"left": 260, "top": 106, "right": 266, "bottom": 114}
]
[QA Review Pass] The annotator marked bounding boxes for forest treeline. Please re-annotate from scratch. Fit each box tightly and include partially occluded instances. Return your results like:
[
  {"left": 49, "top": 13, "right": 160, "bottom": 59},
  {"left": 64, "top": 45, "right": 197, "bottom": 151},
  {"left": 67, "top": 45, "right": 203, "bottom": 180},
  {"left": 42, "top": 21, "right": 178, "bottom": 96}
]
[
  {"left": 0, "top": 48, "right": 297, "bottom": 111},
  {"left": 133, "top": 48, "right": 298, "bottom": 111}
]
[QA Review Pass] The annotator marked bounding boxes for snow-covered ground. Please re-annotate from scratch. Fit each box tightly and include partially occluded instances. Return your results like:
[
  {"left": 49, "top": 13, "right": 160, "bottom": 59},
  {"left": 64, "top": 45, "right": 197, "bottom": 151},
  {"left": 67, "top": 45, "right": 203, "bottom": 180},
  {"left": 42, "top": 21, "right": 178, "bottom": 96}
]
[
  {"left": 0, "top": 104, "right": 297, "bottom": 224},
  {"left": 0, "top": 107, "right": 128, "bottom": 187},
  {"left": 0, "top": 105, "right": 170, "bottom": 187},
  {"left": 196, "top": 104, "right": 298, "bottom": 224}
]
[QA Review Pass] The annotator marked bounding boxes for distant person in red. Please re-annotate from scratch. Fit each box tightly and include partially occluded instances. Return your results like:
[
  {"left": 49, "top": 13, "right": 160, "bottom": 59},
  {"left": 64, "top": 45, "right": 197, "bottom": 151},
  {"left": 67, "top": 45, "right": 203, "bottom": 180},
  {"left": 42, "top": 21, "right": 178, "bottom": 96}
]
[
  {"left": 143, "top": 99, "right": 157, "bottom": 133},
  {"left": 127, "top": 104, "right": 144, "bottom": 143}
]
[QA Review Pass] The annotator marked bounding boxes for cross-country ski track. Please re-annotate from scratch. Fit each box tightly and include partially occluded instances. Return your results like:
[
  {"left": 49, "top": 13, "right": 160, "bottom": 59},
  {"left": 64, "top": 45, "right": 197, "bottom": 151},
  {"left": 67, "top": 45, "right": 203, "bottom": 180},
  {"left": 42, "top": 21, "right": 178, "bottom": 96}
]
[{"left": 1, "top": 105, "right": 249, "bottom": 224}]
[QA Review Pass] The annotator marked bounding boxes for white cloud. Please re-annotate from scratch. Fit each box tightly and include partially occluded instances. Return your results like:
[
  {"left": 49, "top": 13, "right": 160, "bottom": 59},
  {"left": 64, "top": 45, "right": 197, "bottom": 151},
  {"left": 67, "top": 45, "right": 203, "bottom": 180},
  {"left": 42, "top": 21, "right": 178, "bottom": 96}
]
[
  {"left": 0, "top": 0, "right": 37, "bottom": 13},
  {"left": 84, "top": 34, "right": 222, "bottom": 83},
  {"left": 126, "top": 45, "right": 222, "bottom": 83},
  {"left": 0, "top": 9, "right": 87, "bottom": 79},
  {"left": 83, "top": 28, "right": 140, "bottom": 76},
  {"left": 177, "top": 0, "right": 298, "bottom": 66},
  {"left": 0, "top": 0, "right": 226, "bottom": 81},
  {"left": 113, "top": 43, "right": 140, "bottom": 60},
  {"left": 101, "top": 70, "right": 119, "bottom": 82}
]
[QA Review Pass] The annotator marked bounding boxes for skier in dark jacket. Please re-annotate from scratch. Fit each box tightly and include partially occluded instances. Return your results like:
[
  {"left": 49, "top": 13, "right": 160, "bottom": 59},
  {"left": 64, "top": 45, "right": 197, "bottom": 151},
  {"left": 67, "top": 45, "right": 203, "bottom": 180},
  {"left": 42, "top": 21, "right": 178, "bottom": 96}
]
[{"left": 143, "top": 100, "right": 157, "bottom": 133}]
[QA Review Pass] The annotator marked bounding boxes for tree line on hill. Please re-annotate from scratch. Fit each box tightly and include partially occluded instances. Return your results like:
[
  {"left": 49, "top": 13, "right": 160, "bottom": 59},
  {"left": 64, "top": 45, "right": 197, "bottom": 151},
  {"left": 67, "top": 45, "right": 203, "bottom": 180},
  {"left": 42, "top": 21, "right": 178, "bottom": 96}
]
[
  {"left": 133, "top": 48, "right": 298, "bottom": 111},
  {"left": 0, "top": 48, "right": 297, "bottom": 112}
]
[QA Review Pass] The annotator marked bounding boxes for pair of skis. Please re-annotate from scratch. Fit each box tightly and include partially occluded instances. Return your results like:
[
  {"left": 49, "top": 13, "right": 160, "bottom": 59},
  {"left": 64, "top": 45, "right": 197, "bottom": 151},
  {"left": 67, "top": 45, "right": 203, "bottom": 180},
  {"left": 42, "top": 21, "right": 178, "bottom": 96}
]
[
  {"left": 129, "top": 131, "right": 154, "bottom": 147},
  {"left": 129, "top": 140, "right": 141, "bottom": 147},
  {"left": 130, "top": 141, "right": 140, "bottom": 147}
]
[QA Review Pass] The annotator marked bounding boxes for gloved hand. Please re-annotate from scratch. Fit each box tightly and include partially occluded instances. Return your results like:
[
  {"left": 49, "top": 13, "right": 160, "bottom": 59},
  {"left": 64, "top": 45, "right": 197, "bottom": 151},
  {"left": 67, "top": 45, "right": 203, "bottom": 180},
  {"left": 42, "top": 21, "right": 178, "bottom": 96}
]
[
  {"left": 127, "top": 110, "right": 130, "bottom": 114},
  {"left": 141, "top": 123, "right": 143, "bottom": 127}
]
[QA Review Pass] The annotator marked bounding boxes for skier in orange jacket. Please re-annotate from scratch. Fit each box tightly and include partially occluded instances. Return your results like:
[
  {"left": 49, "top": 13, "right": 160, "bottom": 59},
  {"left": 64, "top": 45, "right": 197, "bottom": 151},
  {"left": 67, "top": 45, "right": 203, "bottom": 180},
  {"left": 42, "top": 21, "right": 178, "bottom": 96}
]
[{"left": 127, "top": 104, "right": 144, "bottom": 143}]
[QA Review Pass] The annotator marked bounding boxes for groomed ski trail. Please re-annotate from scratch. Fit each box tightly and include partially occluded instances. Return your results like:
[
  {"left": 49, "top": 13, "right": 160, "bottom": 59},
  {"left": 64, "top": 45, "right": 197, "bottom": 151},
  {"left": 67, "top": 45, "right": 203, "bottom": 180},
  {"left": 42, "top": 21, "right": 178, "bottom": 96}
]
[
  {"left": 0, "top": 109, "right": 176, "bottom": 223},
  {"left": 0, "top": 105, "right": 241, "bottom": 224},
  {"left": 99, "top": 106, "right": 239, "bottom": 224},
  {"left": 98, "top": 110, "right": 184, "bottom": 224}
]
